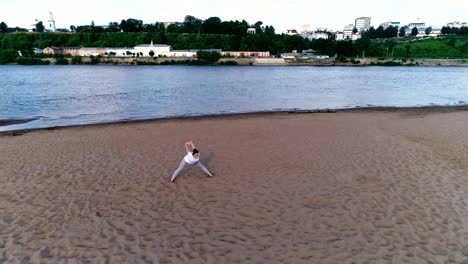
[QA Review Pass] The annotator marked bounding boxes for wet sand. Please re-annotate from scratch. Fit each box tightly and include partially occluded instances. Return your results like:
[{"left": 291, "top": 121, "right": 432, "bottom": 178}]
[{"left": 2, "top": 110, "right": 468, "bottom": 263}]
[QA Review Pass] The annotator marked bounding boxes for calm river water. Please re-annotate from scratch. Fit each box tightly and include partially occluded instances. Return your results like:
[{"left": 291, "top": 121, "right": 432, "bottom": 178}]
[{"left": 1, "top": 65, "right": 468, "bottom": 131}]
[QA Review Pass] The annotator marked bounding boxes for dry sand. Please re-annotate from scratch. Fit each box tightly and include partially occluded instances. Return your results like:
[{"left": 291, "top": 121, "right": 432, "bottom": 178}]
[{"left": 2, "top": 110, "right": 468, "bottom": 263}]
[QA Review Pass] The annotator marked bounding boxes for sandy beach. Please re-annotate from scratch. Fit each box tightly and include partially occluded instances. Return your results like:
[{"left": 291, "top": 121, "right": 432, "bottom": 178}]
[{"left": 2, "top": 110, "right": 468, "bottom": 263}]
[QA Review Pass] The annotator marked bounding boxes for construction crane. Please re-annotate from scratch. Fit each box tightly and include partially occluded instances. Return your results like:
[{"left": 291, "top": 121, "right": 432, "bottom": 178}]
[{"left": 48, "top": 12, "right": 56, "bottom": 32}]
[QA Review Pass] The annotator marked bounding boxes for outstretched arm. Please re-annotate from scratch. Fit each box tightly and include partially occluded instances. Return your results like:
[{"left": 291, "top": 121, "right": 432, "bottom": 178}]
[
  {"left": 185, "top": 141, "right": 191, "bottom": 153},
  {"left": 190, "top": 140, "right": 196, "bottom": 149}
]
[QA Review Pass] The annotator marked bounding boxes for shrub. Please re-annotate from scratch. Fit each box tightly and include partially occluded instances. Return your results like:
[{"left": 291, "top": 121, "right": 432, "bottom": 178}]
[
  {"left": 0, "top": 49, "right": 18, "bottom": 64},
  {"left": 71, "top": 56, "right": 82, "bottom": 64},
  {"left": 55, "top": 58, "right": 68, "bottom": 65},
  {"left": 218, "top": 60, "right": 238, "bottom": 65},
  {"left": 16, "top": 57, "right": 50, "bottom": 65},
  {"left": 448, "top": 38, "right": 456, "bottom": 47},
  {"left": 337, "top": 56, "right": 348, "bottom": 63},
  {"left": 196, "top": 51, "right": 221, "bottom": 63},
  {"left": 87, "top": 55, "right": 100, "bottom": 65},
  {"left": 370, "top": 61, "right": 402, "bottom": 66}
]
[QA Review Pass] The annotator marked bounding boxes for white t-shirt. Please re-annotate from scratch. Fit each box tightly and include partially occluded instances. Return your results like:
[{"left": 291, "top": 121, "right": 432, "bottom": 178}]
[{"left": 184, "top": 152, "right": 199, "bottom": 164}]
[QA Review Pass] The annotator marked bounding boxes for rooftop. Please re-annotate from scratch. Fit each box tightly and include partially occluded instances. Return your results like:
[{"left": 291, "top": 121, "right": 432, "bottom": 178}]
[{"left": 135, "top": 44, "right": 171, "bottom": 48}]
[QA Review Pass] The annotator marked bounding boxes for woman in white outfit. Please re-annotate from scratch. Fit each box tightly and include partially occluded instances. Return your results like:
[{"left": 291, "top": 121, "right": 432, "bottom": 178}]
[{"left": 171, "top": 140, "right": 213, "bottom": 182}]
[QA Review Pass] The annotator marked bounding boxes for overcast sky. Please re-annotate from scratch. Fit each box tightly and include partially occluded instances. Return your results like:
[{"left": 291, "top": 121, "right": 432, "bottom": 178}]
[{"left": 2, "top": 0, "right": 467, "bottom": 33}]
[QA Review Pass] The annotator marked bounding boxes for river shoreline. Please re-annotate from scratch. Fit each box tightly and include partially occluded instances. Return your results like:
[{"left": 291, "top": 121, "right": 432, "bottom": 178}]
[
  {"left": 3, "top": 104, "right": 468, "bottom": 135},
  {"left": 5, "top": 57, "right": 468, "bottom": 66}
]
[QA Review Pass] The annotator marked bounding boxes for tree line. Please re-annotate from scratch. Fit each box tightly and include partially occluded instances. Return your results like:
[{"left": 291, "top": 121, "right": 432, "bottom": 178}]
[
  {"left": 73, "top": 16, "right": 276, "bottom": 36},
  {"left": 1, "top": 15, "right": 468, "bottom": 64},
  {"left": 441, "top": 26, "right": 468, "bottom": 35}
]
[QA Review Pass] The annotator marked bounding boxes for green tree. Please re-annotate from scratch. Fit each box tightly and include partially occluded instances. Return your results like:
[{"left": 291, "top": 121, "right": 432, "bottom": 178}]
[
  {"left": 384, "top": 26, "right": 398, "bottom": 38},
  {"left": 119, "top": 18, "right": 143, "bottom": 32},
  {"left": 156, "top": 22, "right": 166, "bottom": 32},
  {"left": 36, "top": 21, "right": 45, "bottom": 32},
  {"left": 459, "top": 26, "right": 468, "bottom": 35},
  {"left": 367, "top": 27, "right": 376, "bottom": 39},
  {"left": 0, "top": 22, "right": 8, "bottom": 33},
  {"left": 254, "top": 21, "right": 263, "bottom": 34},
  {"left": 264, "top": 25, "right": 275, "bottom": 35},
  {"left": 354, "top": 36, "right": 370, "bottom": 58},
  {"left": 385, "top": 39, "right": 397, "bottom": 58},
  {"left": 166, "top": 24, "right": 182, "bottom": 33},
  {"left": 196, "top": 50, "right": 221, "bottom": 63},
  {"left": 55, "top": 58, "right": 68, "bottom": 65},
  {"left": 70, "top": 25, "right": 76, "bottom": 32},
  {"left": 201, "top": 17, "right": 222, "bottom": 34},
  {"left": 441, "top": 26, "right": 450, "bottom": 35},
  {"left": 149, "top": 50, "right": 155, "bottom": 57},
  {"left": 183, "top": 15, "right": 202, "bottom": 33},
  {"left": 335, "top": 40, "right": 353, "bottom": 57},
  {"left": 411, "top": 27, "right": 418, "bottom": 37},
  {"left": 462, "top": 41, "right": 468, "bottom": 53},
  {"left": 399, "top": 26, "right": 407, "bottom": 37},
  {"left": 0, "top": 49, "right": 17, "bottom": 64},
  {"left": 425, "top": 26, "right": 432, "bottom": 35},
  {"left": 352, "top": 27, "right": 358, "bottom": 34},
  {"left": 71, "top": 56, "right": 82, "bottom": 64},
  {"left": 108, "top": 22, "right": 120, "bottom": 32},
  {"left": 376, "top": 26, "right": 384, "bottom": 38}
]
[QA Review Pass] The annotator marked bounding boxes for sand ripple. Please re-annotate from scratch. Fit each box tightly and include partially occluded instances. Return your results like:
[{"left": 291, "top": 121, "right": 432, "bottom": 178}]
[{"left": 2, "top": 111, "right": 468, "bottom": 263}]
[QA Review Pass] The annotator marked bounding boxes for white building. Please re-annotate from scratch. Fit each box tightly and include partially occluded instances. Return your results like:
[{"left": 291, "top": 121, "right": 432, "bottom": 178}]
[
  {"left": 71, "top": 44, "right": 222, "bottom": 58},
  {"left": 170, "top": 50, "right": 197, "bottom": 57},
  {"left": 302, "top": 31, "right": 329, "bottom": 40},
  {"left": 335, "top": 32, "right": 345, "bottom": 41},
  {"left": 106, "top": 47, "right": 134, "bottom": 57},
  {"left": 247, "top": 28, "right": 256, "bottom": 34},
  {"left": 427, "top": 27, "right": 442, "bottom": 37},
  {"left": 335, "top": 24, "right": 361, "bottom": 41},
  {"left": 78, "top": 48, "right": 107, "bottom": 56},
  {"left": 343, "top": 24, "right": 355, "bottom": 39},
  {"left": 355, "top": 17, "right": 371, "bottom": 32},
  {"left": 405, "top": 21, "right": 427, "bottom": 37},
  {"left": 222, "top": 51, "right": 270, "bottom": 57},
  {"left": 351, "top": 34, "right": 361, "bottom": 40},
  {"left": 408, "top": 22, "right": 425, "bottom": 28},
  {"left": 447, "top": 21, "right": 468, "bottom": 28},
  {"left": 286, "top": 29, "right": 299, "bottom": 35},
  {"left": 33, "top": 48, "right": 43, "bottom": 54},
  {"left": 134, "top": 41, "right": 171, "bottom": 57},
  {"left": 380, "top": 21, "right": 400, "bottom": 29}
]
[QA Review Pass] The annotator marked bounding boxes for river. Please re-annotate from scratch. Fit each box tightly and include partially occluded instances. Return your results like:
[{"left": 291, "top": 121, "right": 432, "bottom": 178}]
[{"left": 1, "top": 65, "right": 467, "bottom": 131}]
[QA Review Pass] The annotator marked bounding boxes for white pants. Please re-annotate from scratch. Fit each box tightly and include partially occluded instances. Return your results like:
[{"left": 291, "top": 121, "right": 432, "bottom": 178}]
[{"left": 171, "top": 159, "right": 212, "bottom": 182}]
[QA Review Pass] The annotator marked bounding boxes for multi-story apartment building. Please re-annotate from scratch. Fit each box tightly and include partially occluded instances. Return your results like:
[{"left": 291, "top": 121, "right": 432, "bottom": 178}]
[{"left": 355, "top": 17, "right": 371, "bottom": 32}]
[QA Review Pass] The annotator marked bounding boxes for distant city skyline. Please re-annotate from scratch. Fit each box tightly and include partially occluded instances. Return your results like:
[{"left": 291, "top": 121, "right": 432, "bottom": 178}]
[{"left": 2, "top": 0, "right": 467, "bottom": 33}]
